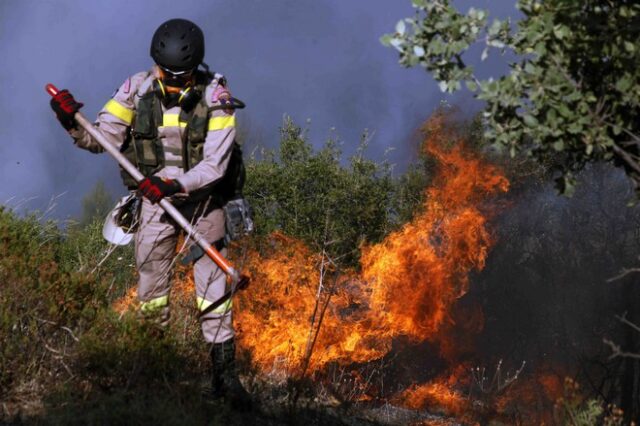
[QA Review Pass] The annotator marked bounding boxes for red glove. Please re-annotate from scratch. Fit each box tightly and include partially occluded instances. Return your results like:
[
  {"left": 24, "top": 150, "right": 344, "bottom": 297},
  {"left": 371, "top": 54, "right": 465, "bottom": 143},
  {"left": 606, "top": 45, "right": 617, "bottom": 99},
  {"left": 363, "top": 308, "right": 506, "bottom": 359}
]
[
  {"left": 50, "top": 89, "right": 83, "bottom": 130},
  {"left": 139, "top": 176, "right": 183, "bottom": 204}
]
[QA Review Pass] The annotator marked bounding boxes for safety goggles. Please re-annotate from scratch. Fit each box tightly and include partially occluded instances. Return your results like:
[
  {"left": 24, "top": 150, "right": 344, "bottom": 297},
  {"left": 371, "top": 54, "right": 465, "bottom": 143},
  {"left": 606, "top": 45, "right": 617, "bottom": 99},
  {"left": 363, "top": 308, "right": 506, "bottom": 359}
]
[{"left": 159, "top": 66, "right": 194, "bottom": 88}]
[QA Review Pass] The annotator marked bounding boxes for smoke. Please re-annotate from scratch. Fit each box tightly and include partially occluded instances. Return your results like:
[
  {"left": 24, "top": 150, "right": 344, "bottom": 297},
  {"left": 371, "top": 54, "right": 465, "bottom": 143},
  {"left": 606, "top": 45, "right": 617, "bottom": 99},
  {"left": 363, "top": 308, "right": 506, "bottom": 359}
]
[
  {"left": 0, "top": 0, "right": 514, "bottom": 218},
  {"left": 461, "top": 163, "right": 640, "bottom": 416}
]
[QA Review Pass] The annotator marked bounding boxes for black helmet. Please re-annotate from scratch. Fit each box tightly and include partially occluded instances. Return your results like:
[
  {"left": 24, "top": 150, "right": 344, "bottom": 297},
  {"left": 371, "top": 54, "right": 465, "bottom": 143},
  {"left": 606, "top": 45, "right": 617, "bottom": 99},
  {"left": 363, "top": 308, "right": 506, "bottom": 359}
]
[{"left": 150, "top": 19, "right": 204, "bottom": 72}]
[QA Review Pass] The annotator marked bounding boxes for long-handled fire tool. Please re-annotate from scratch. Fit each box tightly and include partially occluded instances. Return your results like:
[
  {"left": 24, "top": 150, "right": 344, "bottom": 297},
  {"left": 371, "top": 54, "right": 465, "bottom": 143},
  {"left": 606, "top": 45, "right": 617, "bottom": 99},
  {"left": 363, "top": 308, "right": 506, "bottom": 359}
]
[{"left": 46, "top": 83, "right": 249, "bottom": 312}]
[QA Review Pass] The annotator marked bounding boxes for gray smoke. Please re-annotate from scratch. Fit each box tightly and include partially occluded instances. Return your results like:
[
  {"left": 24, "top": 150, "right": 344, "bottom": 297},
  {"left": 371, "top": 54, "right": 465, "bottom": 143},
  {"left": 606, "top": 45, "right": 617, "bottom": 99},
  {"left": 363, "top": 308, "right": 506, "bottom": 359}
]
[{"left": 0, "top": 0, "right": 514, "bottom": 218}]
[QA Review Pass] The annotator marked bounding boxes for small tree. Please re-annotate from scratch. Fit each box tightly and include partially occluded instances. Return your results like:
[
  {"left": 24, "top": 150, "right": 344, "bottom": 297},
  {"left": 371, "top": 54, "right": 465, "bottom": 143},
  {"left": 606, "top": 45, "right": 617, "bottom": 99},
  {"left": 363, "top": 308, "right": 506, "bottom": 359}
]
[{"left": 245, "top": 117, "right": 399, "bottom": 267}]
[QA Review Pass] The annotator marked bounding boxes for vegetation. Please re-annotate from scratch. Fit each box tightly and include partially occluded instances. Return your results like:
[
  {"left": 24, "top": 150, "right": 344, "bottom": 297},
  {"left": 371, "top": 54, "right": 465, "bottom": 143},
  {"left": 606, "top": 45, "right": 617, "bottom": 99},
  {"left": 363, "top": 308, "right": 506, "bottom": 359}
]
[
  {"left": 3, "top": 108, "right": 639, "bottom": 424},
  {"left": 383, "top": 0, "right": 640, "bottom": 196},
  {"left": 382, "top": 3, "right": 640, "bottom": 421},
  {"left": 245, "top": 117, "right": 430, "bottom": 267},
  {"left": 0, "top": 117, "right": 430, "bottom": 424}
]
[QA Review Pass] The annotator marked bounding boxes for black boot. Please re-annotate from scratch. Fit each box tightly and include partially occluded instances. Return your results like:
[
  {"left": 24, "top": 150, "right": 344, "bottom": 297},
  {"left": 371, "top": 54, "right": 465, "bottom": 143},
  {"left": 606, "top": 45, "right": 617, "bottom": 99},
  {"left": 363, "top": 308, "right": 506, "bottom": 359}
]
[{"left": 207, "top": 338, "right": 252, "bottom": 409}]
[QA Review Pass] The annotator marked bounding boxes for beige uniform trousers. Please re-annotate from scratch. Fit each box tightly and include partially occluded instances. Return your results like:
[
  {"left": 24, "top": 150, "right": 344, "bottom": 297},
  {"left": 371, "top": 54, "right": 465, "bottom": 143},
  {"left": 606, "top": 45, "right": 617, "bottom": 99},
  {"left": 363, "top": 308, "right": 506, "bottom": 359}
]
[{"left": 135, "top": 197, "right": 233, "bottom": 343}]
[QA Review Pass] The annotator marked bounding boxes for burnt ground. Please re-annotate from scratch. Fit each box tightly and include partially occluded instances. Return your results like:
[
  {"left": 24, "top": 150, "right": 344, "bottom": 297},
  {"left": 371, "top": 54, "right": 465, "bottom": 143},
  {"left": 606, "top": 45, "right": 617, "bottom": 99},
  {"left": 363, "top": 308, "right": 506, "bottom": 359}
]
[{"left": 1, "top": 380, "right": 462, "bottom": 426}]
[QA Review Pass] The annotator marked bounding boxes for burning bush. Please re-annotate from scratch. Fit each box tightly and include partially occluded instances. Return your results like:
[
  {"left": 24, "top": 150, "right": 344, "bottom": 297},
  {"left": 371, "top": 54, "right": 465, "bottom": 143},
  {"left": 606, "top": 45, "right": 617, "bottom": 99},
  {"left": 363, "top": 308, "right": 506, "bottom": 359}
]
[{"left": 231, "top": 112, "right": 512, "bottom": 423}]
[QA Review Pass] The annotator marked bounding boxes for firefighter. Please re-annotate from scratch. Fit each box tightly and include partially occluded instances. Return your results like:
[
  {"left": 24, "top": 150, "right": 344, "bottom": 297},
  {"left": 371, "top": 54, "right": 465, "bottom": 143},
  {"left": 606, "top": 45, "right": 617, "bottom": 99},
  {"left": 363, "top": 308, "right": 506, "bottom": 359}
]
[{"left": 49, "top": 18, "right": 248, "bottom": 404}]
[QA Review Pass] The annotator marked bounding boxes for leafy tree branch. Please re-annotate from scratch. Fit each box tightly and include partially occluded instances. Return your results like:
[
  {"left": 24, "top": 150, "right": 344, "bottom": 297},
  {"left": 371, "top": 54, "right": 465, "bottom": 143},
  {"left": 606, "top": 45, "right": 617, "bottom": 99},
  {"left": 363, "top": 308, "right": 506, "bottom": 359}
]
[{"left": 383, "top": 0, "right": 640, "bottom": 196}]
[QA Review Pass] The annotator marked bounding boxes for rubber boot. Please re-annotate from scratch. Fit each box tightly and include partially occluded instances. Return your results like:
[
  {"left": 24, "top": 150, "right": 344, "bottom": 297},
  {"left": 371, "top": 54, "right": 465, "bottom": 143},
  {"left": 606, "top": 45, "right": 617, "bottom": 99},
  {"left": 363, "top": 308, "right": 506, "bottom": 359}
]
[{"left": 206, "top": 338, "right": 252, "bottom": 409}]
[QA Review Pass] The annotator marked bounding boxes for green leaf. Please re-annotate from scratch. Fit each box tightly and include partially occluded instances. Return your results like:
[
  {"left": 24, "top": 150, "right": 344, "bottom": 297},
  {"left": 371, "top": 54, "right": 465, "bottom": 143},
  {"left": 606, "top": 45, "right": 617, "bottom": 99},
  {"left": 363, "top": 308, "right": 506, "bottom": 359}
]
[
  {"left": 620, "top": 6, "right": 631, "bottom": 18},
  {"left": 389, "top": 38, "right": 403, "bottom": 51},
  {"left": 585, "top": 143, "right": 594, "bottom": 155},
  {"left": 381, "top": 0, "right": 640, "bottom": 199},
  {"left": 488, "top": 19, "right": 502, "bottom": 36},
  {"left": 553, "top": 25, "right": 569, "bottom": 39},
  {"left": 523, "top": 114, "right": 539, "bottom": 127},
  {"left": 524, "top": 62, "right": 537, "bottom": 74},
  {"left": 567, "top": 123, "right": 583, "bottom": 134},
  {"left": 612, "top": 125, "right": 622, "bottom": 136},
  {"left": 413, "top": 45, "right": 425, "bottom": 57},
  {"left": 557, "top": 104, "right": 572, "bottom": 118},
  {"left": 534, "top": 42, "right": 547, "bottom": 56},
  {"left": 624, "top": 41, "right": 635, "bottom": 52},
  {"left": 616, "top": 76, "right": 633, "bottom": 92},
  {"left": 380, "top": 34, "right": 393, "bottom": 47}
]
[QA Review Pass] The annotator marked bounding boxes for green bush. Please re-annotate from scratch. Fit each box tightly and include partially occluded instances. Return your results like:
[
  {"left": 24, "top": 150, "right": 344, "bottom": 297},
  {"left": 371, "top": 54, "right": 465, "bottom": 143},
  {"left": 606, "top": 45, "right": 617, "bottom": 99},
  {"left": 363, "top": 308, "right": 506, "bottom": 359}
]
[
  {"left": 0, "top": 207, "right": 135, "bottom": 400},
  {"left": 0, "top": 117, "right": 436, "bottom": 422},
  {"left": 245, "top": 117, "right": 426, "bottom": 267}
]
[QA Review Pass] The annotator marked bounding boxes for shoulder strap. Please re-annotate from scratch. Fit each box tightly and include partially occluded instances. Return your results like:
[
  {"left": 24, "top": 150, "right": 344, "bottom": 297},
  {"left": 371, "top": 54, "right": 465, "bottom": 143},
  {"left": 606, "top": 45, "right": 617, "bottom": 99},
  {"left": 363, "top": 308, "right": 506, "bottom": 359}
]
[{"left": 187, "top": 93, "right": 210, "bottom": 145}]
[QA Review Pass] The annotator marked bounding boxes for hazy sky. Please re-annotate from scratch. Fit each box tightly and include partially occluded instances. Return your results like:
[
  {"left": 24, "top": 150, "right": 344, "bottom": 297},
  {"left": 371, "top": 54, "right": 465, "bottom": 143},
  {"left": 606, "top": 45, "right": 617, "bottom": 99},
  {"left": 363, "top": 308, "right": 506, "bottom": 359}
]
[{"left": 0, "top": 0, "right": 515, "bottom": 218}]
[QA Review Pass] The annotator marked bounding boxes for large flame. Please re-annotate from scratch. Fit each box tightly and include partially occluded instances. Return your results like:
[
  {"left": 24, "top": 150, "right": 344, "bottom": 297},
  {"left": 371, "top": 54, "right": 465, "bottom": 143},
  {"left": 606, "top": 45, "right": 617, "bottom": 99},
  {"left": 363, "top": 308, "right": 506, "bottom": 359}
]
[
  {"left": 111, "top": 112, "right": 511, "bottom": 415},
  {"left": 236, "top": 112, "right": 509, "bottom": 375},
  {"left": 110, "top": 113, "right": 592, "bottom": 422},
  {"left": 360, "top": 115, "right": 509, "bottom": 342}
]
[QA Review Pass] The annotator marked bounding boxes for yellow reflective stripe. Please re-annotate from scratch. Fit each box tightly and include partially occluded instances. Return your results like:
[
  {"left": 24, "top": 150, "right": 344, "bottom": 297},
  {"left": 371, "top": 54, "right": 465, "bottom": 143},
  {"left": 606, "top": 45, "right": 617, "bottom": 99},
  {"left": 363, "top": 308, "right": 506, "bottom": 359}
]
[
  {"left": 140, "top": 295, "right": 169, "bottom": 313},
  {"left": 208, "top": 115, "right": 235, "bottom": 131},
  {"left": 161, "top": 114, "right": 187, "bottom": 128},
  {"left": 104, "top": 99, "right": 134, "bottom": 125},
  {"left": 196, "top": 296, "right": 232, "bottom": 314}
]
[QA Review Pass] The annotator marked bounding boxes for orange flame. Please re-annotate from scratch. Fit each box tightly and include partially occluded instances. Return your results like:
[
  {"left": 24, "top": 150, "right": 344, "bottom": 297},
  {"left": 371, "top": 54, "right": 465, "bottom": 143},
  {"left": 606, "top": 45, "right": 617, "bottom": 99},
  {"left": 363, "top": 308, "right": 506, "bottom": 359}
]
[
  {"left": 112, "top": 112, "right": 510, "bottom": 396},
  {"left": 236, "top": 112, "right": 509, "bottom": 375},
  {"left": 398, "top": 381, "right": 467, "bottom": 416}
]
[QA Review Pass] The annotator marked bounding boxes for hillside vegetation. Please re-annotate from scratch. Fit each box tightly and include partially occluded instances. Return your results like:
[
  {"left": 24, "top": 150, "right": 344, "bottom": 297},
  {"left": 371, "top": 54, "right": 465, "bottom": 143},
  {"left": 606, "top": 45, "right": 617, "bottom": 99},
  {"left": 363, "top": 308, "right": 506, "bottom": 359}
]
[{"left": 0, "top": 118, "right": 430, "bottom": 425}]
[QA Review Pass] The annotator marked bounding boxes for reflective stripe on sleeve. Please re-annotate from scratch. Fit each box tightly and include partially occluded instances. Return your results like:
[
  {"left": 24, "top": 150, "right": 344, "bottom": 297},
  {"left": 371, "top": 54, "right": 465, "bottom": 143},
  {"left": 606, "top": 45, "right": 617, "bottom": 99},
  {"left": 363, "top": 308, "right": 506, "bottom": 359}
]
[
  {"left": 196, "top": 296, "right": 232, "bottom": 314},
  {"left": 140, "top": 295, "right": 169, "bottom": 313},
  {"left": 208, "top": 115, "right": 235, "bottom": 131},
  {"left": 161, "top": 114, "right": 187, "bottom": 128},
  {"left": 104, "top": 99, "right": 134, "bottom": 125}
]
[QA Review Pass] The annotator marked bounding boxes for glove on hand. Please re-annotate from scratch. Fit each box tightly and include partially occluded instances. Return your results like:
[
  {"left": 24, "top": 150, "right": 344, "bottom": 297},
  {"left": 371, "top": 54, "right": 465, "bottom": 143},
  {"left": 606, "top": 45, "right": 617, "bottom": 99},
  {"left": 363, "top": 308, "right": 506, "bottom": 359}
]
[
  {"left": 50, "top": 89, "right": 83, "bottom": 130},
  {"left": 139, "top": 176, "right": 183, "bottom": 204}
]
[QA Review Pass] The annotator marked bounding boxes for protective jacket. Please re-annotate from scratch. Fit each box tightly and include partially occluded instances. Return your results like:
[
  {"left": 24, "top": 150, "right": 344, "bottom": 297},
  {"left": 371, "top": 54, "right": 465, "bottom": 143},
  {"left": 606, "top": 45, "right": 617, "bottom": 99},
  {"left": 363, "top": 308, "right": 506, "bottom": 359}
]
[
  {"left": 70, "top": 67, "right": 238, "bottom": 343},
  {"left": 70, "top": 67, "right": 237, "bottom": 199}
]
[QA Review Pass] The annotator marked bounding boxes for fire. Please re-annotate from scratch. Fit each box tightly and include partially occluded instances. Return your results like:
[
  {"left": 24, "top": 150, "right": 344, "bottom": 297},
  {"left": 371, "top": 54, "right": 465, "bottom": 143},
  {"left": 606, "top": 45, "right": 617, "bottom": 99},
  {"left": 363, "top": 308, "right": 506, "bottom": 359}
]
[
  {"left": 237, "top": 233, "right": 391, "bottom": 375},
  {"left": 360, "top": 115, "right": 508, "bottom": 343},
  {"left": 112, "top": 112, "right": 510, "bottom": 405},
  {"left": 394, "top": 363, "right": 472, "bottom": 418},
  {"left": 397, "top": 381, "right": 467, "bottom": 416},
  {"left": 236, "top": 112, "right": 509, "bottom": 375}
]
